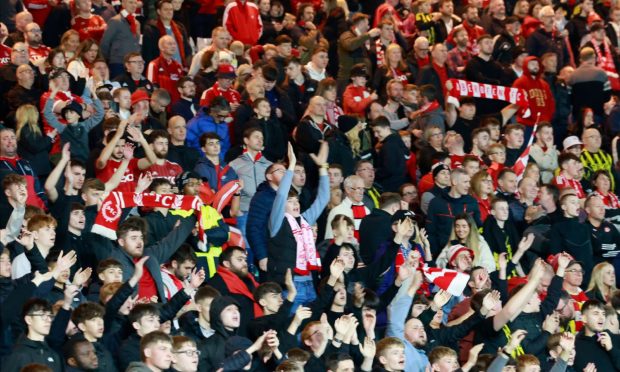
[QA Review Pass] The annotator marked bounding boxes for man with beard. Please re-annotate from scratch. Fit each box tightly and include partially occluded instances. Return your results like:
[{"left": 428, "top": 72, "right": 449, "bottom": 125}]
[
  {"left": 450, "top": 5, "right": 484, "bottom": 54},
  {"left": 492, "top": 16, "right": 522, "bottom": 65},
  {"left": 512, "top": 56, "right": 555, "bottom": 135},
  {"left": 24, "top": 22, "right": 49, "bottom": 62},
  {"left": 446, "top": 26, "right": 472, "bottom": 78},
  {"left": 206, "top": 247, "right": 259, "bottom": 337},
  {"left": 382, "top": 79, "right": 410, "bottom": 131},
  {"left": 145, "top": 130, "right": 182, "bottom": 184}
]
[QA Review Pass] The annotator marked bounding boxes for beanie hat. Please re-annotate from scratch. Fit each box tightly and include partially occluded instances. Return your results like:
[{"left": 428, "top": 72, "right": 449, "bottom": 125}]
[{"left": 337, "top": 115, "right": 359, "bottom": 133}]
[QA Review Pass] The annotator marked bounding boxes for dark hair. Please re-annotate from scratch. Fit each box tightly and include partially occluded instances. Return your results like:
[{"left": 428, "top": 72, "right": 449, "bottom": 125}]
[
  {"left": 219, "top": 246, "right": 246, "bottom": 266},
  {"left": 129, "top": 303, "right": 160, "bottom": 325},
  {"left": 97, "top": 258, "right": 123, "bottom": 274},
  {"left": 370, "top": 116, "right": 391, "bottom": 129},
  {"left": 420, "top": 84, "right": 437, "bottom": 101},
  {"left": 379, "top": 192, "right": 402, "bottom": 209},
  {"left": 19, "top": 364, "right": 53, "bottom": 372},
  {"left": 582, "top": 299, "right": 606, "bottom": 314},
  {"left": 176, "top": 76, "right": 194, "bottom": 89},
  {"left": 69, "top": 158, "right": 86, "bottom": 170},
  {"left": 117, "top": 217, "right": 147, "bottom": 240},
  {"left": 497, "top": 168, "right": 516, "bottom": 181},
  {"left": 22, "top": 298, "right": 52, "bottom": 319},
  {"left": 253, "top": 282, "right": 283, "bottom": 303},
  {"left": 558, "top": 152, "right": 580, "bottom": 167},
  {"left": 63, "top": 337, "right": 93, "bottom": 363},
  {"left": 243, "top": 126, "right": 263, "bottom": 139},
  {"left": 199, "top": 132, "right": 222, "bottom": 148},
  {"left": 325, "top": 353, "right": 354, "bottom": 371},
  {"left": 209, "top": 96, "right": 231, "bottom": 113},
  {"left": 362, "top": 289, "right": 381, "bottom": 310},
  {"left": 611, "top": 290, "right": 620, "bottom": 311},
  {"left": 72, "top": 302, "right": 105, "bottom": 325},
  {"left": 195, "top": 285, "right": 221, "bottom": 304},
  {"left": 170, "top": 244, "right": 197, "bottom": 265},
  {"left": 147, "top": 129, "right": 170, "bottom": 144},
  {"left": 149, "top": 178, "right": 174, "bottom": 193},
  {"left": 261, "top": 65, "right": 279, "bottom": 82}
]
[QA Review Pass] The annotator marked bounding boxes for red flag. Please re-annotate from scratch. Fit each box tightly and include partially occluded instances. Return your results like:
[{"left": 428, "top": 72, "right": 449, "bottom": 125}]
[
  {"left": 512, "top": 122, "right": 539, "bottom": 181},
  {"left": 423, "top": 266, "right": 470, "bottom": 296}
]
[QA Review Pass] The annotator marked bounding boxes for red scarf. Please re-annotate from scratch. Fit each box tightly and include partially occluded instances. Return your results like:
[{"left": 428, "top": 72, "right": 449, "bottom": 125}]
[
  {"left": 376, "top": 39, "right": 386, "bottom": 68},
  {"left": 93, "top": 192, "right": 202, "bottom": 239},
  {"left": 591, "top": 40, "right": 620, "bottom": 90},
  {"left": 418, "top": 100, "right": 441, "bottom": 116},
  {"left": 157, "top": 20, "right": 186, "bottom": 65},
  {"left": 446, "top": 79, "right": 531, "bottom": 117},
  {"left": 432, "top": 62, "right": 448, "bottom": 95},
  {"left": 351, "top": 204, "right": 369, "bottom": 241},
  {"left": 216, "top": 266, "right": 263, "bottom": 317},
  {"left": 125, "top": 12, "right": 138, "bottom": 36}
]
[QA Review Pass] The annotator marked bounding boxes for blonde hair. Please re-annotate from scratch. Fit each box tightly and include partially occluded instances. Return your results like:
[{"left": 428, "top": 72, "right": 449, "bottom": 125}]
[
  {"left": 587, "top": 262, "right": 617, "bottom": 300},
  {"left": 15, "top": 104, "right": 41, "bottom": 138},
  {"left": 345, "top": 123, "right": 362, "bottom": 156},
  {"left": 385, "top": 43, "right": 408, "bottom": 75}
]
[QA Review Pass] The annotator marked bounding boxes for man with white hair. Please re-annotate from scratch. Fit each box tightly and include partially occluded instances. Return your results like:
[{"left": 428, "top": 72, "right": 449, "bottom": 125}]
[
  {"left": 147, "top": 35, "right": 185, "bottom": 104},
  {"left": 408, "top": 36, "right": 430, "bottom": 77},
  {"left": 325, "top": 175, "right": 371, "bottom": 240},
  {"left": 480, "top": 0, "right": 506, "bottom": 36},
  {"left": 525, "top": 5, "right": 571, "bottom": 67}
]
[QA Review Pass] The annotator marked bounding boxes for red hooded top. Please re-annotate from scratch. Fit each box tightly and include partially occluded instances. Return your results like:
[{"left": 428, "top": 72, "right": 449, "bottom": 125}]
[{"left": 512, "top": 56, "right": 555, "bottom": 126}]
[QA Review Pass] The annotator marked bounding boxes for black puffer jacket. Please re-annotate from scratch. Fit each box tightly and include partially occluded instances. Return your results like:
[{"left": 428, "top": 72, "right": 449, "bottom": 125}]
[{"left": 198, "top": 296, "right": 240, "bottom": 372}]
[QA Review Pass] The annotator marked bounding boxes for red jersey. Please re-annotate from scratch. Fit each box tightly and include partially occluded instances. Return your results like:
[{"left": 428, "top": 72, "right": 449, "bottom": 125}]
[
  {"left": 96, "top": 158, "right": 141, "bottom": 193},
  {"left": 147, "top": 56, "right": 184, "bottom": 104},
  {"left": 0, "top": 44, "right": 10, "bottom": 66},
  {"left": 200, "top": 82, "right": 241, "bottom": 109},
  {"left": 136, "top": 257, "right": 158, "bottom": 301},
  {"left": 72, "top": 15, "right": 107, "bottom": 42},
  {"left": 23, "top": 0, "right": 52, "bottom": 27},
  {"left": 28, "top": 44, "right": 51, "bottom": 62},
  {"left": 146, "top": 160, "right": 183, "bottom": 184},
  {"left": 553, "top": 173, "right": 586, "bottom": 199}
]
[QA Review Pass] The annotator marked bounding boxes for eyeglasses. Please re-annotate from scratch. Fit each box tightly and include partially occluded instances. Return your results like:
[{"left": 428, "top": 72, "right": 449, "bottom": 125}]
[
  {"left": 565, "top": 269, "right": 585, "bottom": 275},
  {"left": 29, "top": 313, "right": 54, "bottom": 321},
  {"left": 174, "top": 350, "right": 201, "bottom": 357},
  {"left": 269, "top": 168, "right": 285, "bottom": 175}
]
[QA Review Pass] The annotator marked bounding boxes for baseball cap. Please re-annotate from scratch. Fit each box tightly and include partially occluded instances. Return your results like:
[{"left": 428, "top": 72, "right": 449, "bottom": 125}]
[
  {"left": 217, "top": 64, "right": 237, "bottom": 79},
  {"left": 391, "top": 210, "right": 416, "bottom": 224},
  {"left": 562, "top": 136, "right": 583, "bottom": 149}
]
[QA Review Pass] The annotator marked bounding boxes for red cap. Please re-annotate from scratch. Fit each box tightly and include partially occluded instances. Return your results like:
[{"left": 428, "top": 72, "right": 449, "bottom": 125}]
[
  {"left": 546, "top": 253, "right": 581, "bottom": 272},
  {"left": 216, "top": 64, "right": 236, "bottom": 79},
  {"left": 130, "top": 89, "right": 150, "bottom": 107}
]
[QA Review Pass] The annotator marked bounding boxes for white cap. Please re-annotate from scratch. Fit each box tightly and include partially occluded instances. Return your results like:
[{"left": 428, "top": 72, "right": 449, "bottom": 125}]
[{"left": 562, "top": 136, "right": 583, "bottom": 149}]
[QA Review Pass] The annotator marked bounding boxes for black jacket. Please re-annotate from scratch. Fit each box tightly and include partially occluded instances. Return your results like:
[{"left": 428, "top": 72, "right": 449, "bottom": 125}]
[
  {"left": 574, "top": 331, "right": 620, "bottom": 371},
  {"left": 207, "top": 272, "right": 258, "bottom": 338},
  {"left": 359, "top": 208, "right": 393, "bottom": 264},
  {"left": 549, "top": 217, "right": 594, "bottom": 285},
  {"left": 16, "top": 123, "right": 53, "bottom": 177},
  {"left": 112, "top": 73, "right": 154, "bottom": 93},
  {"left": 198, "top": 296, "right": 240, "bottom": 372},
  {"left": 374, "top": 133, "right": 409, "bottom": 192},
  {"left": 1, "top": 337, "right": 62, "bottom": 372},
  {"left": 170, "top": 98, "right": 198, "bottom": 122}
]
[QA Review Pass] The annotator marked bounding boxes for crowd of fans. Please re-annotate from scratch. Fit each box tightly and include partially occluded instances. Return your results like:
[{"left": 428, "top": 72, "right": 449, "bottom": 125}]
[{"left": 4, "top": 0, "right": 620, "bottom": 371}]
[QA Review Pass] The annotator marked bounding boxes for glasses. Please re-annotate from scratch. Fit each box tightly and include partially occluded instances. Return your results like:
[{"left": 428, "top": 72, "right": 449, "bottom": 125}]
[
  {"left": 270, "top": 168, "right": 285, "bottom": 175},
  {"left": 174, "top": 350, "right": 201, "bottom": 357},
  {"left": 565, "top": 269, "right": 585, "bottom": 275},
  {"left": 29, "top": 313, "right": 54, "bottom": 321}
]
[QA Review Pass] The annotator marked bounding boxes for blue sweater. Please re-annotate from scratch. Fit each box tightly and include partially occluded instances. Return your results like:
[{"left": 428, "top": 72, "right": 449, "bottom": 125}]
[{"left": 186, "top": 110, "right": 231, "bottom": 159}]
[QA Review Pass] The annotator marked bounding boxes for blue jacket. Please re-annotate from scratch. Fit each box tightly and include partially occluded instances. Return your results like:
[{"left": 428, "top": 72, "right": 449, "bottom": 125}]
[
  {"left": 186, "top": 109, "right": 231, "bottom": 159},
  {"left": 193, "top": 157, "right": 238, "bottom": 192},
  {"left": 246, "top": 181, "right": 276, "bottom": 262}
]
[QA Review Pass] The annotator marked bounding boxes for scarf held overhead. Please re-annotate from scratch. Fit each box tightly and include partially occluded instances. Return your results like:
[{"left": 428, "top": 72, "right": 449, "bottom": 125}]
[
  {"left": 446, "top": 79, "right": 531, "bottom": 118},
  {"left": 92, "top": 192, "right": 202, "bottom": 239}
]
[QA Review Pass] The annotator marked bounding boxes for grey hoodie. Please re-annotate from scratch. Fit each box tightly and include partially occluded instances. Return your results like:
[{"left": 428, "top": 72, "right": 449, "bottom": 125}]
[{"left": 125, "top": 361, "right": 154, "bottom": 372}]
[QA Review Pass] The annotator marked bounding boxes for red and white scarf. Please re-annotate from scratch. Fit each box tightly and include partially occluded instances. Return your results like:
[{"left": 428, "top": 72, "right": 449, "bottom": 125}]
[
  {"left": 93, "top": 192, "right": 202, "bottom": 239},
  {"left": 446, "top": 79, "right": 531, "bottom": 118},
  {"left": 351, "top": 204, "right": 369, "bottom": 241},
  {"left": 376, "top": 39, "right": 387, "bottom": 68},
  {"left": 591, "top": 40, "right": 620, "bottom": 90},
  {"left": 593, "top": 190, "right": 620, "bottom": 208},
  {"left": 286, "top": 213, "right": 321, "bottom": 275}
]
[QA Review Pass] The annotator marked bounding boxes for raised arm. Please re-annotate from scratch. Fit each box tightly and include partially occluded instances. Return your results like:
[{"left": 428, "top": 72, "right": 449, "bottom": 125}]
[
  {"left": 96, "top": 120, "right": 128, "bottom": 170},
  {"left": 269, "top": 143, "right": 295, "bottom": 236},
  {"left": 126, "top": 126, "right": 158, "bottom": 170},
  {"left": 44, "top": 143, "right": 71, "bottom": 202},
  {"left": 302, "top": 141, "right": 330, "bottom": 225},
  {"left": 103, "top": 142, "right": 134, "bottom": 192}
]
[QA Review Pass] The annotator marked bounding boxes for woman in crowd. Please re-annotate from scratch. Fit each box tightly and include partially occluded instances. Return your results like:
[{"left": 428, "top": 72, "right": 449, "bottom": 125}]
[
  {"left": 436, "top": 213, "right": 495, "bottom": 273},
  {"left": 67, "top": 39, "right": 103, "bottom": 80},
  {"left": 15, "top": 104, "right": 55, "bottom": 179},
  {"left": 586, "top": 262, "right": 617, "bottom": 304},
  {"left": 471, "top": 170, "right": 494, "bottom": 223}
]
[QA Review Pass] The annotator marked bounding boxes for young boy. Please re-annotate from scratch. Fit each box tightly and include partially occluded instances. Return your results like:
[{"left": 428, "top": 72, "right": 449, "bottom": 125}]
[
  {"left": 375, "top": 337, "right": 406, "bottom": 372},
  {"left": 113, "top": 87, "right": 132, "bottom": 120},
  {"left": 126, "top": 331, "right": 174, "bottom": 372},
  {"left": 71, "top": 302, "right": 116, "bottom": 372},
  {"left": 248, "top": 272, "right": 296, "bottom": 343},
  {"left": 428, "top": 346, "right": 459, "bottom": 372},
  {"left": 171, "top": 336, "right": 199, "bottom": 372},
  {"left": 178, "top": 286, "right": 220, "bottom": 342}
]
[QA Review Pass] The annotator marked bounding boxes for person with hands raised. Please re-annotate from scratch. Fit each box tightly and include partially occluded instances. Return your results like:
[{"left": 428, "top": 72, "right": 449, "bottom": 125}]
[
  {"left": 267, "top": 141, "right": 330, "bottom": 310},
  {"left": 95, "top": 115, "right": 156, "bottom": 192},
  {"left": 543, "top": 332, "right": 577, "bottom": 371},
  {"left": 43, "top": 80, "right": 105, "bottom": 162}
]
